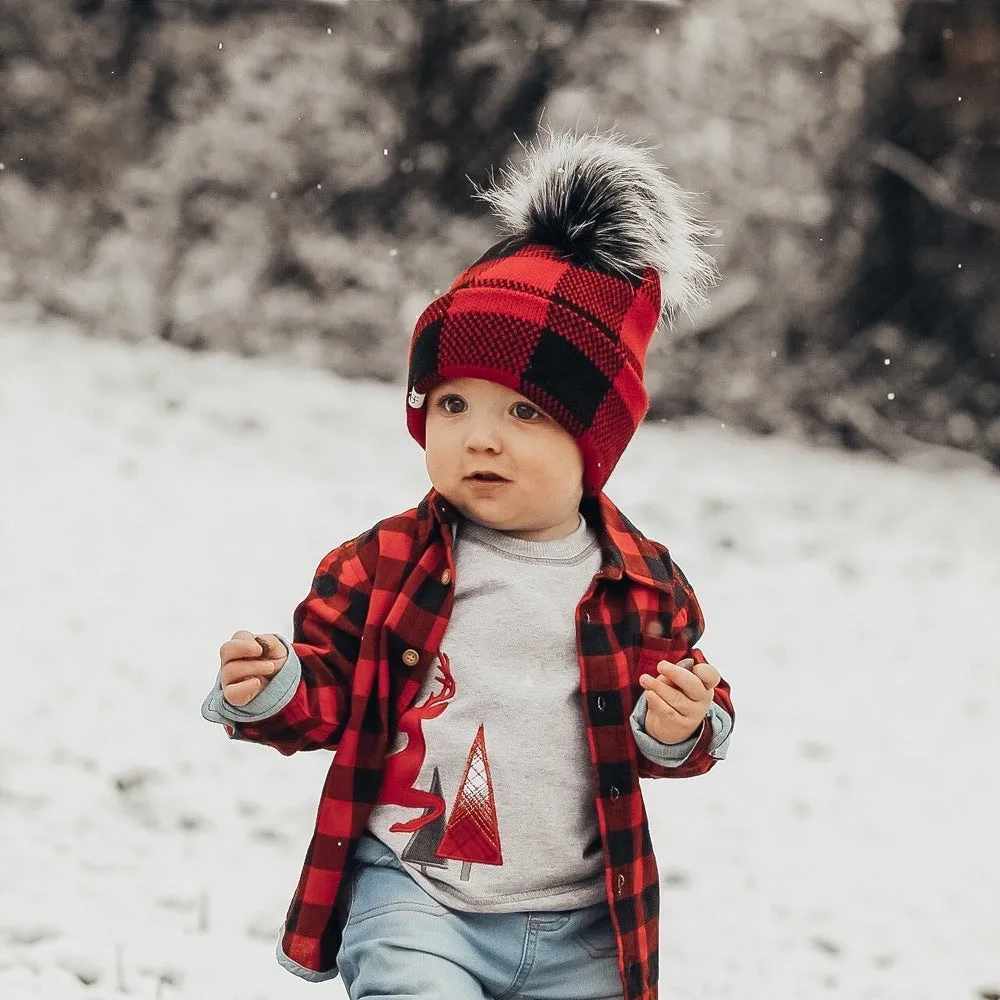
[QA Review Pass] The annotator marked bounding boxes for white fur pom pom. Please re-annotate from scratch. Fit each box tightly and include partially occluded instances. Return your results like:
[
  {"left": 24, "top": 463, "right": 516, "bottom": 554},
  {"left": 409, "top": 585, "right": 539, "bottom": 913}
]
[{"left": 473, "top": 127, "right": 719, "bottom": 325}]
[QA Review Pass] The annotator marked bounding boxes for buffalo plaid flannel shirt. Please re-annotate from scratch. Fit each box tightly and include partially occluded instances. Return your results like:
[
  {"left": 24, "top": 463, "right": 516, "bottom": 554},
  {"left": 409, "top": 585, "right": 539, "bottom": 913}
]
[{"left": 202, "top": 488, "right": 733, "bottom": 1000}]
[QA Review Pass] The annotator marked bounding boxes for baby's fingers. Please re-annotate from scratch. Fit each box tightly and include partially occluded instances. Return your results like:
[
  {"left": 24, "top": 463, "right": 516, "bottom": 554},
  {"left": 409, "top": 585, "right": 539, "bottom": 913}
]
[
  {"left": 221, "top": 631, "right": 264, "bottom": 665},
  {"left": 692, "top": 661, "right": 721, "bottom": 690},
  {"left": 652, "top": 660, "right": 704, "bottom": 700},
  {"left": 223, "top": 676, "right": 263, "bottom": 707},
  {"left": 639, "top": 672, "right": 687, "bottom": 712},
  {"left": 656, "top": 659, "right": 719, "bottom": 698},
  {"left": 220, "top": 656, "right": 282, "bottom": 688}
]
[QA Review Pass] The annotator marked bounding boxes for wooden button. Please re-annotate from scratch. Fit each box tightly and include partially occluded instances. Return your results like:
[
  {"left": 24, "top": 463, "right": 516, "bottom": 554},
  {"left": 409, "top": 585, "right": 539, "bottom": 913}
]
[
  {"left": 441, "top": 569, "right": 452, "bottom": 585},
  {"left": 402, "top": 648, "right": 420, "bottom": 667}
]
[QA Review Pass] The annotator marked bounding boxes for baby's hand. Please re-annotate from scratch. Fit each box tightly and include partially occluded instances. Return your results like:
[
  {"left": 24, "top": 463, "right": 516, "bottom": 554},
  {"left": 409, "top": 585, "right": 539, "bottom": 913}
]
[
  {"left": 220, "top": 631, "right": 288, "bottom": 706},
  {"left": 638, "top": 657, "right": 721, "bottom": 745}
]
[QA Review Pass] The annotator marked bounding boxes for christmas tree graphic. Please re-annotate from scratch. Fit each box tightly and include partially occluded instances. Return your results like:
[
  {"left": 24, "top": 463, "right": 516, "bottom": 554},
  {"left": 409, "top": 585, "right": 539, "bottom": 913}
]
[
  {"left": 436, "top": 724, "right": 503, "bottom": 881},
  {"left": 401, "top": 767, "right": 450, "bottom": 873}
]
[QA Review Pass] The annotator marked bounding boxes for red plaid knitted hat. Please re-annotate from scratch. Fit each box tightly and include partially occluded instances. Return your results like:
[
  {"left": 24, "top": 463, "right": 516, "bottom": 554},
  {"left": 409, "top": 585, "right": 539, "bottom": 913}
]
[{"left": 406, "top": 129, "right": 717, "bottom": 495}]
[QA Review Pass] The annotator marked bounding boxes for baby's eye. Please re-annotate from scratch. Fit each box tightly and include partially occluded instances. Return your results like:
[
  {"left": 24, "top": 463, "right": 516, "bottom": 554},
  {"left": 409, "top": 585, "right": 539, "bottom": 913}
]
[
  {"left": 512, "top": 401, "right": 541, "bottom": 421},
  {"left": 438, "top": 394, "right": 466, "bottom": 414}
]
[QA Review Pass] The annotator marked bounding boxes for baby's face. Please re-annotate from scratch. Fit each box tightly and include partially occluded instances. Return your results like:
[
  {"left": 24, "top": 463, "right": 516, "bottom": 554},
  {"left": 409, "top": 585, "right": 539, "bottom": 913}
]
[{"left": 424, "top": 378, "right": 584, "bottom": 542}]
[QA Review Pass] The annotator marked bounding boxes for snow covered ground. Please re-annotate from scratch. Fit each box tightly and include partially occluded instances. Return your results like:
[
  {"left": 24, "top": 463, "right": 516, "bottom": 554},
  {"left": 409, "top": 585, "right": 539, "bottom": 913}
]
[{"left": 1, "top": 314, "right": 998, "bottom": 1000}]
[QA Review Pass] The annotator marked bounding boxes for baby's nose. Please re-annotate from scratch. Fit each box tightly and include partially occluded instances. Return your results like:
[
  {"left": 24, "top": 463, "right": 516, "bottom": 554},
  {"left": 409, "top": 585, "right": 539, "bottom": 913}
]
[{"left": 464, "top": 423, "right": 502, "bottom": 451}]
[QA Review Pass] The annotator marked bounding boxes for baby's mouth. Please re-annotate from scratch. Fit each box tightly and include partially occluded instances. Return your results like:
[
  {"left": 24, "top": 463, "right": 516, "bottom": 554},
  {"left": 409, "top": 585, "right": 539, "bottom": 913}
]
[{"left": 466, "top": 472, "right": 509, "bottom": 483}]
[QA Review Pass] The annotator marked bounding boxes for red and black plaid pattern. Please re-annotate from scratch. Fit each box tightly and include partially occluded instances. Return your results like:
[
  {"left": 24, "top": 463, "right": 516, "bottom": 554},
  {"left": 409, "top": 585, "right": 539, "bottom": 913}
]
[
  {"left": 225, "top": 488, "right": 733, "bottom": 1000},
  {"left": 406, "top": 244, "right": 662, "bottom": 495}
]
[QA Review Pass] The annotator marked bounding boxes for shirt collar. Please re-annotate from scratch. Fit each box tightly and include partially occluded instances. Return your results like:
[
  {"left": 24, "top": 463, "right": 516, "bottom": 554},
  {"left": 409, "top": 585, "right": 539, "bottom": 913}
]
[
  {"left": 582, "top": 493, "right": 675, "bottom": 594},
  {"left": 426, "top": 488, "right": 673, "bottom": 594}
]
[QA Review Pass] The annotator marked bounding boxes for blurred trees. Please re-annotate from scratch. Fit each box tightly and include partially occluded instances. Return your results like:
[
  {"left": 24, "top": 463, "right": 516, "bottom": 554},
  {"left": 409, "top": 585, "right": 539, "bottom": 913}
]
[
  {"left": 548, "top": 0, "right": 902, "bottom": 447},
  {"left": 0, "top": 0, "right": 599, "bottom": 377},
  {"left": 0, "top": 0, "right": 997, "bottom": 469},
  {"left": 836, "top": 0, "right": 1000, "bottom": 460}
]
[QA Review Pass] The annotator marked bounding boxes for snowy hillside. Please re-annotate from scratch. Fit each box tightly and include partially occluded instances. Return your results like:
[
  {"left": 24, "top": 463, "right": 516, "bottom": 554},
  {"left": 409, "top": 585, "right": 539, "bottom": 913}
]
[{"left": 1, "top": 316, "right": 998, "bottom": 1000}]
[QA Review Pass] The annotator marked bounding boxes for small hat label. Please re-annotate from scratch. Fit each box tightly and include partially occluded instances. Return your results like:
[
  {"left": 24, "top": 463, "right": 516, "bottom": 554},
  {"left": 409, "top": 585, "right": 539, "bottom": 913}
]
[{"left": 407, "top": 388, "right": 426, "bottom": 408}]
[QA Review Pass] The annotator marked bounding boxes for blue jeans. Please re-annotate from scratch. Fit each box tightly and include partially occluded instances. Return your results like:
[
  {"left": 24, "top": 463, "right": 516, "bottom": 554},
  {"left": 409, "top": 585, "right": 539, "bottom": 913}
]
[{"left": 336, "top": 833, "right": 623, "bottom": 1000}]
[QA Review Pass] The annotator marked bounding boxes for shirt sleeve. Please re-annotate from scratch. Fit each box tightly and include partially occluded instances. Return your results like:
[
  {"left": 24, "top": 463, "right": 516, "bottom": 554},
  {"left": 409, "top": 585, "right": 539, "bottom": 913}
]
[
  {"left": 199, "top": 533, "right": 375, "bottom": 754},
  {"left": 633, "top": 556, "right": 735, "bottom": 779}
]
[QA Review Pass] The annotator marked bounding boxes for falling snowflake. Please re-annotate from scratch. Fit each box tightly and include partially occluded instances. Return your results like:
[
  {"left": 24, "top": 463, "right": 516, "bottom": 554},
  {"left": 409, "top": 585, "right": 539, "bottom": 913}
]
[{"left": 887, "top": 393, "right": 895, "bottom": 401}]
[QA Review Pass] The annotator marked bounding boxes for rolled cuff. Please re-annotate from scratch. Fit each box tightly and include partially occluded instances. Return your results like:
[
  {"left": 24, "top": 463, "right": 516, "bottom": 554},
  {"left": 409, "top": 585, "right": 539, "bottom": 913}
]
[
  {"left": 200, "top": 636, "right": 302, "bottom": 726},
  {"left": 275, "top": 927, "right": 340, "bottom": 983},
  {"left": 630, "top": 694, "right": 733, "bottom": 766}
]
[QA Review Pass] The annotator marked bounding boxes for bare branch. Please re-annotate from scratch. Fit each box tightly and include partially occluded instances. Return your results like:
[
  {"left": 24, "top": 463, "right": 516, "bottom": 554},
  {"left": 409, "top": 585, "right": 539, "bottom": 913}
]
[
  {"left": 870, "top": 141, "right": 1000, "bottom": 231},
  {"left": 821, "top": 395, "right": 994, "bottom": 473}
]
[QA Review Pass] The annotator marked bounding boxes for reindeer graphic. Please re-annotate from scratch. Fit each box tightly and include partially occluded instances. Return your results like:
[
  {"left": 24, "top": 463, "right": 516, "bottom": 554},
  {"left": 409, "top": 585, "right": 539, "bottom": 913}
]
[{"left": 377, "top": 651, "right": 455, "bottom": 833}]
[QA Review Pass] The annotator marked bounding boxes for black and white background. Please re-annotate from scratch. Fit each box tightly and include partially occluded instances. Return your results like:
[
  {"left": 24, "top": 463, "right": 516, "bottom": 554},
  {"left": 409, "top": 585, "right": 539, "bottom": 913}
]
[{"left": 1, "top": 2, "right": 998, "bottom": 998}]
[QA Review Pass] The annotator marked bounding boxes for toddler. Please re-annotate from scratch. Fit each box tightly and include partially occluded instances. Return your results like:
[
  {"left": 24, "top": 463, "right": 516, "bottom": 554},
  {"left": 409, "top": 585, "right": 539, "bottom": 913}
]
[{"left": 202, "top": 128, "right": 734, "bottom": 1000}]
